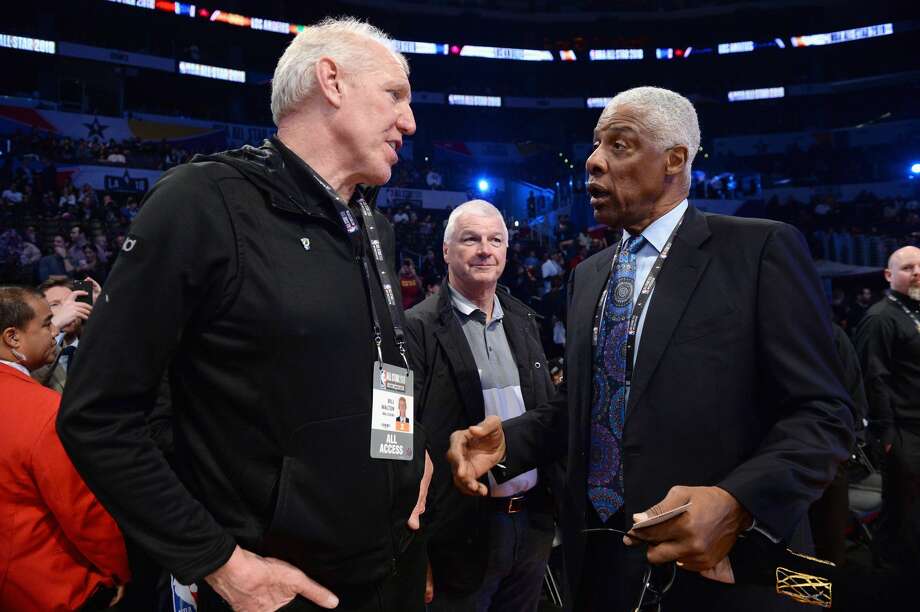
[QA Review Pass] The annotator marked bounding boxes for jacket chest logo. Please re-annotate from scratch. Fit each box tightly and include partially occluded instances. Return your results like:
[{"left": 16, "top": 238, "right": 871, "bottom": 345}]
[{"left": 300, "top": 237, "right": 311, "bottom": 251}]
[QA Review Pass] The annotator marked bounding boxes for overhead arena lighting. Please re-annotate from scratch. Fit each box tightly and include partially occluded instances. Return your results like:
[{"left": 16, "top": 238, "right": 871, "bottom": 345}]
[
  {"left": 179, "top": 61, "right": 245, "bottom": 83},
  {"left": 588, "top": 49, "right": 644, "bottom": 61},
  {"left": 727, "top": 87, "right": 785, "bottom": 102},
  {"left": 790, "top": 23, "right": 893, "bottom": 47},
  {"left": 448, "top": 94, "right": 502, "bottom": 107},
  {"left": 457, "top": 45, "right": 554, "bottom": 61},
  {"left": 0, "top": 33, "right": 56, "bottom": 54}
]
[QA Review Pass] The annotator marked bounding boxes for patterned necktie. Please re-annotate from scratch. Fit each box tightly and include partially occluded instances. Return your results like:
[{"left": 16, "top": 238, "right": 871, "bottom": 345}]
[{"left": 588, "top": 234, "right": 645, "bottom": 522}]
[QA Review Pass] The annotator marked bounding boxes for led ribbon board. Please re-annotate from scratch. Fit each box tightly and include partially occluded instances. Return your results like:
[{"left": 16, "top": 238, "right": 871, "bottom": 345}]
[
  {"left": 179, "top": 61, "right": 245, "bottom": 82},
  {"left": 791, "top": 23, "right": 893, "bottom": 47},
  {"left": 458, "top": 45, "right": 553, "bottom": 61},
  {"left": 0, "top": 34, "right": 55, "bottom": 54},
  {"left": 589, "top": 49, "right": 643, "bottom": 60},
  {"left": 727, "top": 87, "right": 785, "bottom": 102},
  {"left": 448, "top": 95, "right": 501, "bottom": 107}
]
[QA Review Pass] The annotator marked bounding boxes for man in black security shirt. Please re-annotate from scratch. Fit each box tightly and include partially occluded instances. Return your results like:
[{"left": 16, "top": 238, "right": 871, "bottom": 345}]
[
  {"left": 57, "top": 17, "right": 431, "bottom": 612},
  {"left": 854, "top": 245, "right": 920, "bottom": 573}
]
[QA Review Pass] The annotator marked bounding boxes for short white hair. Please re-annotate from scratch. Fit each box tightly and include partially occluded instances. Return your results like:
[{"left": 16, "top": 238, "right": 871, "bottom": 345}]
[
  {"left": 443, "top": 200, "right": 508, "bottom": 244},
  {"left": 602, "top": 86, "right": 701, "bottom": 177},
  {"left": 270, "top": 17, "right": 409, "bottom": 126}
]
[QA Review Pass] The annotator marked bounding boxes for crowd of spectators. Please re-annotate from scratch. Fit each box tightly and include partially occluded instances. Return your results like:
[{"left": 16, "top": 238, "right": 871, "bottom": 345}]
[
  {"left": 710, "top": 140, "right": 918, "bottom": 189},
  {"left": 7, "top": 130, "right": 199, "bottom": 172},
  {"left": 4, "top": 134, "right": 918, "bottom": 355},
  {"left": 765, "top": 192, "right": 920, "bottom": 267}
]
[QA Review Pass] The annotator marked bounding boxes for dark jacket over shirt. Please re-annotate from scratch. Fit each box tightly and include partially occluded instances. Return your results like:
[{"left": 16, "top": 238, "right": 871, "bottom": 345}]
[
  {"left": 57, "top": 138, "right": 428, "bottom": 588},
  {"left": 496, "top": 207, "right": 854, "bottom": 610},
  {"left": 854, "top": 292, "right": 920, "bottom": 446},
  {"left": 405, "top": 280, "right": 557, "bottom": 594}
]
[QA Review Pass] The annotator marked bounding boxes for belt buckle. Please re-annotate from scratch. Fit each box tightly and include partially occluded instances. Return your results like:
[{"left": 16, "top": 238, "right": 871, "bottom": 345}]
[{"left": 507, "top": 495, "right": 525, "bottom": 514}]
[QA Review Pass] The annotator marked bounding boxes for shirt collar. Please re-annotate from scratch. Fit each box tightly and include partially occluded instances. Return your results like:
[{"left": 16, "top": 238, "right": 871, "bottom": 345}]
[
  {"left": 622, "top": 199, "right": 689, "bottom": 253},
  {"left": 449, "top": 284, "right": 504, "bottom": 322},
  {"left": 0, "top": 359, "right": 29, "bottom": 376}
]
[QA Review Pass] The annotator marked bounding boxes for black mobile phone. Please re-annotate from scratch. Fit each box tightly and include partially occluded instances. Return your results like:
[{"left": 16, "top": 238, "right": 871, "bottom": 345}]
[{"left": 73, "top": 280, "right": 94, "bottom": 305}]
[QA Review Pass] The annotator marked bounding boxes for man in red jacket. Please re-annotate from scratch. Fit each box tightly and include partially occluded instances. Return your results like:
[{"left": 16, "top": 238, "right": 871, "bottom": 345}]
[{"left": 0, "top": 286, "right": 130, "bottom": 611}]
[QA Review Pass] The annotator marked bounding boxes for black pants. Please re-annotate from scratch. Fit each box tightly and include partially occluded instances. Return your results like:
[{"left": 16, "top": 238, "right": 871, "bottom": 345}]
[
  {"left": 878, "top": 431, "right": 920, "bottom": 571},
  {"left": 198, "top": 534, "right": 427, "bottom": 612}
]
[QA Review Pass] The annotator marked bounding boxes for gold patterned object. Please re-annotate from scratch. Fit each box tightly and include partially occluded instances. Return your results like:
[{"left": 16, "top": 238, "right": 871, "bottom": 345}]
[{"left": 775, "top": 567, "right": 832, "bottom": 608}]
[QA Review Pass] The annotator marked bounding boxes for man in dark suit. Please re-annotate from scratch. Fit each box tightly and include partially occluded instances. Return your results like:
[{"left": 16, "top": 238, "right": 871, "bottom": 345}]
[
  {"left": 447, "top": 86, "right": 854, "bottom": 611},
  {"left": 406, "top": 200, "right": 557, "bottom": 611}
]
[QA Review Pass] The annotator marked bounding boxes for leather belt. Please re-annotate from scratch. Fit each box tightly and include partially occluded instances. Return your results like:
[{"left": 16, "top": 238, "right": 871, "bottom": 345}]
[{"left": 485, "top": 492, "right": 530, "bottom": 514}]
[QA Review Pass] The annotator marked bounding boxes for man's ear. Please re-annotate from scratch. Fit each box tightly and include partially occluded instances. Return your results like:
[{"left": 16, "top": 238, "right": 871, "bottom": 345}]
[
  {"left": 314, "top": 57, "right": 344, "bottom": 108},
  {"left": 1, "top": 326, "right": 19, "bottom": 350},
  {"left": 665, "top": 145, "right": 689, "bottom": 177},
  {"left": 884, "top": 268, "right": 892, "bottom": 283}
]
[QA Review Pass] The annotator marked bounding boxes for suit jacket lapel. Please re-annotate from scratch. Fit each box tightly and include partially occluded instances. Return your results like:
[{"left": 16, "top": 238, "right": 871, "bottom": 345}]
[
  {"left": 434, "top": 291, "right": 486, "bottom": 425},
  {"left": 627, "top": 205, "right": 711, "bottom": 420}
]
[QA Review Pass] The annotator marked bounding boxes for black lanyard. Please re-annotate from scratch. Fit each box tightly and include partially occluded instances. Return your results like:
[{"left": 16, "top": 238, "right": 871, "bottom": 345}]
[
  {"left": 887, "top": 294, "right": 920, "bottom": 333},
  {"left": 298, "top": 174, "right": 410, "bottom": 370},
  {"left": 592, "top": 214, "right": 684, "bottom": 386}
]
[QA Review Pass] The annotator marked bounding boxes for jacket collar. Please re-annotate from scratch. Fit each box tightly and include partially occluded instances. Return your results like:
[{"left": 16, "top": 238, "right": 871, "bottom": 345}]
[
  {"left": 0, "top": 361, "right": 38, "bottom": 382},
  {"left": 432, "top": 278, "right": 539, "bottom": 423}
]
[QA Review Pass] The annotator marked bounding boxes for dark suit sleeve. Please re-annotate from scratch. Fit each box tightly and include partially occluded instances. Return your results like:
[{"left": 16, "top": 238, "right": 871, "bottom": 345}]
[
  {"left": 832, "top": 324, "right": 868, "bottom": 435},
  {"left": 499, "top": 264, "right": 579, "bottom": 479},
  {"left": 718, "top": 224, "right": 854, "bottom": 542}
]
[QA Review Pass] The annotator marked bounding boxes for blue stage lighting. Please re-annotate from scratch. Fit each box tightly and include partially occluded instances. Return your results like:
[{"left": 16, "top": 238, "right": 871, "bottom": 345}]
[
  {"left": 477, "top": 179, "right": 490, "bottom": 192},
  {"left": 911, "top": 163, "right": 920, "bottom": 175}
]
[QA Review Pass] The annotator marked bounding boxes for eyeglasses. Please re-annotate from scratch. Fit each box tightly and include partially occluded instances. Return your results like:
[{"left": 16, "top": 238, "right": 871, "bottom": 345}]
[{"left": 581, "top": 527, "right": 677, "bottom": 612}]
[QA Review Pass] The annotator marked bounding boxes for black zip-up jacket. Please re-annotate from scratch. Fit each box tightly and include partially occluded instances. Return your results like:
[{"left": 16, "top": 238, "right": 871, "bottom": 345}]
[{"left": 57, "top": 139, "right": 427, "bottom": 588}]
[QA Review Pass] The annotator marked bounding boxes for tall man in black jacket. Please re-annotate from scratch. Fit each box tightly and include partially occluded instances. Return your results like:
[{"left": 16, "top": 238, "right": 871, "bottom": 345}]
[
  {"left": 57, "top": 17, "right": 431, "bottom": 612},
  {"left": 447, "top": 87, "right": 854, "bottom": 611},
  {"left": 854, "top": 245, "right": 920, "bottom": 573},
  {"left": 405, "top": 201, "right": 557, "bottom": 611}
]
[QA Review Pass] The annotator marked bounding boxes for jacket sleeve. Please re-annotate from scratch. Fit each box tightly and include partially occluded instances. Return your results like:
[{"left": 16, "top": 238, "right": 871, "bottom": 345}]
[
  {"left": 32, "top": 413, "right": 131, "bottom": 584},
  {"left": 498, "top": 266, "right": 578, "bottom": 480},
  {"left": 718, "top": 224, "right": 854, "bottom": 542},
  {"left": 57, "top": 164, "right": 239, "bottom": 583},
  {"left": 853, "top": 311, "right": 897, "bottom": 446},
  {"left": 832, "top": 324, "right": 868, "bottom": 435}
]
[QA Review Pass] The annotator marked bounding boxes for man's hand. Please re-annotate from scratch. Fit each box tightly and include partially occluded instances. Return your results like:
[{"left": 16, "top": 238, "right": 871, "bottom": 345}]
[
  {"left": 446, "top": 415, "right": 506, "bottom": 496},
  {"left": 624, "top": 486, "right": 752, "bottom": 579},
  {"left": 51, "top": 292, "right": 92, "bottom": 329},
  {"left": 204, "top": 545, "right": 339, "bottom": 611},
  {"left": 407, "top": 451, "right": 433, "bottom": 531}
]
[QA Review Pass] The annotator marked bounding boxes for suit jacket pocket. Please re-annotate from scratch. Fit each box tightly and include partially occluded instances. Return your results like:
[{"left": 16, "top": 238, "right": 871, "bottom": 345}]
[{"left": 670, "top": 306, "right": 738, "bottom": 346}]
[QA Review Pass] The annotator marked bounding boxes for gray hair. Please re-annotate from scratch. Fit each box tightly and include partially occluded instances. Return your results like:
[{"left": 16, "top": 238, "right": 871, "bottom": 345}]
[
  {"left": 443, "top": 200, "right": 508, "bottom": 244},
  {"left": 602, "top": 86, "right": 701, "bottom": 178},
  {"left": 270, "top": 17, "right": 409, "bottom": 126}
]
